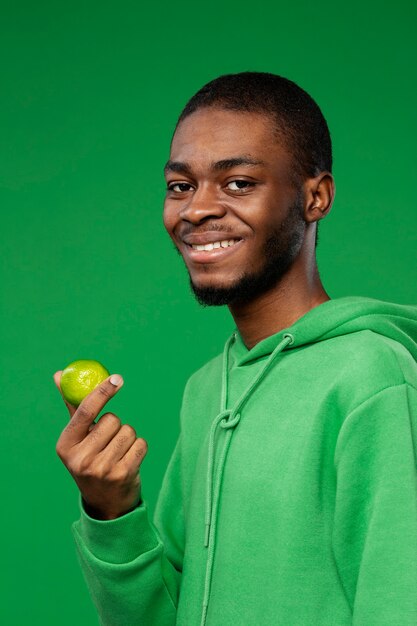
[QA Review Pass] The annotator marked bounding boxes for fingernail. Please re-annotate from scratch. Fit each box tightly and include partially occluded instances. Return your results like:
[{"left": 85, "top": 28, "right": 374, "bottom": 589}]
[{"left": 110, "top": 374, "right": 123, "bottom": 386}]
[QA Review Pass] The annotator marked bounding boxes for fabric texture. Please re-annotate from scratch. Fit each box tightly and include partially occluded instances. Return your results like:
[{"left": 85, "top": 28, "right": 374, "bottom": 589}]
[{"left": 71, "top": 295, "right": 417, "bottom": 625}]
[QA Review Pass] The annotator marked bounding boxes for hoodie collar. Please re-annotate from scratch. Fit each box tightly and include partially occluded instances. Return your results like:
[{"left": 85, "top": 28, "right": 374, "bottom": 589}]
[{"left": 231, "top": 295, "right": 417, "bottom": 366}]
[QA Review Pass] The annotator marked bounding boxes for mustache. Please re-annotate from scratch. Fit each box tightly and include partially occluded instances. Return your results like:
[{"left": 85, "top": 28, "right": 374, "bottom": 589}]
[{"left": 180, "top": 224, "right": 236, "bottom": 238}]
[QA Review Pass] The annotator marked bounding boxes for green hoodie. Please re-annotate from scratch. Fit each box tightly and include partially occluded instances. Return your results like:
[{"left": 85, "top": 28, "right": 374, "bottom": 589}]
[{"left": 72, "top": 295, "right": 417, "bottom": 626}]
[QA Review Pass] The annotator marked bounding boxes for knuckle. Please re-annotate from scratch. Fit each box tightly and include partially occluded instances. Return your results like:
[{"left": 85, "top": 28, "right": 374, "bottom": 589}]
[
  {"left": 96, "top": 384, "right": 112, "bottom": 400},
  {"left": 111, "top": 466, "right": 129, "bottom": 482},
  {"left": 72, "top": 454, "right": 95, "bottom": 476},
  {"left": 94, "top": 466, "right": 108, "bottom": 480},
  {"left": 63, "top": 420, "right": 76, "bottom": 434},
  {"left": 100, "top": 411, "right": 115, "bottom": 421},
  {"left": 114, "top": 434, "right": 128, "bottom": 449},
  {"left": 100, "top": 412, "right": 121, "bottom": 429},
  {"left": 88, "top": 425, "right": 102, "bottom": 441},
  {"left": 137, "top": 437, "right": 148, "bottom": 454},
  {"left": 76, "top": 404, "right": 94, "bottom": 422},
  {"left": 134, "top": 448, "right": 144, "bottom": 462},
  {"left": 122, "top": 423, "right": 136, "bottom": 438},
  {"left": 133, "top": 438, "right": 148, "bottom": 460},
  {"left": 89, "top": 461, "right": 109, "bottom": 480}
]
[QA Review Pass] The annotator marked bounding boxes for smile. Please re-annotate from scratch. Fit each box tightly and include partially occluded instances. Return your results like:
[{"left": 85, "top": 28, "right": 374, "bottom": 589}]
[
  {"left": 182, "top": 238, "right": 244, "bottom": 264},
  {"left": 190, "top": 238, "right": 240, "bottom": 251}
]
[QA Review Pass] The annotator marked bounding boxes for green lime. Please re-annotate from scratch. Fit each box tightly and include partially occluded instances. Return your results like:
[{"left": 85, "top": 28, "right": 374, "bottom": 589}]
[{"left": 60, "top": 359, "right": 110, "bottom": 406}]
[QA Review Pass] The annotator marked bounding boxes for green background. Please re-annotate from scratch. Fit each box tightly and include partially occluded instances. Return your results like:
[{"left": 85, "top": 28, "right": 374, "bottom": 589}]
[{"left": 1, "top": 1, "right": 416, "bottom": 624}]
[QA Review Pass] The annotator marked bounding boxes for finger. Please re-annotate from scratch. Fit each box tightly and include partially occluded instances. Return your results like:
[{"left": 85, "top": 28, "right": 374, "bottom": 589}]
[
  {"left": 59, "top": 374, "right": 124, "bottom": 447},
  {"left": 98, "top": 424, "right": 136, "bottom": 464},
  {"left": 122, "top": 437, "right": 148, "bottom": 473},
  {"left": 53, "top": 370, "right": 77, "bottom": 418},
  {"left": 80, "top": 412, "right": 122, "bottom": 453}
]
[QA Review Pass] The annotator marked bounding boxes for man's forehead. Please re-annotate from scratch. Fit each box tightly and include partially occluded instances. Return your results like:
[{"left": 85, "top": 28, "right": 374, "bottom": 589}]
[
  {"left": 172, "top": 107, "right": 278, "bottom": 146},
  {"left": 168, "top": 108, "right": 291, "bottom": 175}
]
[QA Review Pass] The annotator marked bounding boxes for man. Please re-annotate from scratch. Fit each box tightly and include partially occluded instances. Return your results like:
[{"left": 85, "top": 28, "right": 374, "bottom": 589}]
[{"left": 55, "top": 72, "right": 417, "bottom": 625}]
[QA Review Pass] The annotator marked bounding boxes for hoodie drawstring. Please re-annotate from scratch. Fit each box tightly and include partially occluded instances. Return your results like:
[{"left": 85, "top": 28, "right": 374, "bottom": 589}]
[{"left": 200, "top": 331, "right": 295, "bottom": 626}]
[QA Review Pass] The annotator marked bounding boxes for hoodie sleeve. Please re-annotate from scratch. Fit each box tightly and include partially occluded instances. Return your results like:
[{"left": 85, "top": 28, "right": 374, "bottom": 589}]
[
  {"left": 332, "top": 383, "right": 417, "bottom": 625},
  {"left": 71, "top": 434, "right": 184, "bottom": 626}
]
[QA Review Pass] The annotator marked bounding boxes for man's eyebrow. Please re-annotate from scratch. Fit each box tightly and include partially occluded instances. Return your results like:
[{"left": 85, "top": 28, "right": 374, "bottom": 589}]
[
  {"left": 164, "top": 156, "right": 265, "bottom": 175},
  {"left": 211, "top": 157, "right": 265, "bottom": 171}
]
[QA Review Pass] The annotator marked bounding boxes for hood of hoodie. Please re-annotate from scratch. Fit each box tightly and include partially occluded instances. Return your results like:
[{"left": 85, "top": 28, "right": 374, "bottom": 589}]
[{"left": 199, "top": 295, "right": 417, "bottom": 626}]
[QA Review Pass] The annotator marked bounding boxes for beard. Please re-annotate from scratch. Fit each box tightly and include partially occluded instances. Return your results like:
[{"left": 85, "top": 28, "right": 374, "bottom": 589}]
[{"left": 180, "top": 194, "right": 306, "bottom": 307}]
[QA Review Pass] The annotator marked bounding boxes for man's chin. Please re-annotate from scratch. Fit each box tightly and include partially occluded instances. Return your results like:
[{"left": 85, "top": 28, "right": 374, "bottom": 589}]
[
  {"left": 189, "top": 277, "right": 241, "bottom": 307},
  {"left": 189, "top": 273, "right": 270, "bottom": 307}
]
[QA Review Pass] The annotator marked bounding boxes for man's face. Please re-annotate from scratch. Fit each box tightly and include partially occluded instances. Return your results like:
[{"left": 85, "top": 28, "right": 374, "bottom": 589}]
[{"left": 163, "top": 107, "right": 307, "bottom": 307}]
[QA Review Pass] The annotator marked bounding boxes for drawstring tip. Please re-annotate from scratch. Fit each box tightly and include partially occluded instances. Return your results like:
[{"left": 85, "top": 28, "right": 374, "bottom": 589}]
[
  {"left": 204, "top": 522, "right": 210, "bottom": 547},
  {"left": 200, "top": 603, "right": 208, "bottom": 626}
]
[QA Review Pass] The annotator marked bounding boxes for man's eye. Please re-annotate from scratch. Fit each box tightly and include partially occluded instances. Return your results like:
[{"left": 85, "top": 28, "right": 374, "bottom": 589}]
[
  {"left": 226, "top": 180, "right": 254, "bottom": 191},
  {"left": 167, "top": 183, "right": 193, "bottom": 193},
  {"left": 167, "top": 180, "right": 254, "bottom": 193}
]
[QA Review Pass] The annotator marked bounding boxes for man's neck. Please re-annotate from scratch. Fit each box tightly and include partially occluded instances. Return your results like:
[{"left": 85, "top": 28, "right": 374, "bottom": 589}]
[{"left": 228, "top": 269, "right": 330, "bottom": 351}]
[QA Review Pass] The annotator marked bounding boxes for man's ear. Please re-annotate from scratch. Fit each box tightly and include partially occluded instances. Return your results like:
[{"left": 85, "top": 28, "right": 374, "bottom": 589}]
[{"left": 304, "top": 172, "right": 335, "bottom": 224}]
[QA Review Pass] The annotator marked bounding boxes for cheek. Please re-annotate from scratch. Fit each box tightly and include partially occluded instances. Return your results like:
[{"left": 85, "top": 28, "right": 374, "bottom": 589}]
[{"left": 162, "top": 202, "right": 175, "bottom": 233}]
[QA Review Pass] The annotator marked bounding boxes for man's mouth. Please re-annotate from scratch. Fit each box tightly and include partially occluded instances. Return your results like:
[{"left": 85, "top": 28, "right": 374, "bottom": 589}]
[
  {"left": 189, "top": 238, "right": 241, "bottom": 251},
  {"left": 182, "top": 238, "right": 244, "bottom": 263}
]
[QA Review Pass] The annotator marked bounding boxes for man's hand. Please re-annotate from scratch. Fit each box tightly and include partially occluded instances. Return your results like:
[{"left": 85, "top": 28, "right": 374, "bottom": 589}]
[{"left": 54, "top": 371, "right": 148, "bottom": 520}]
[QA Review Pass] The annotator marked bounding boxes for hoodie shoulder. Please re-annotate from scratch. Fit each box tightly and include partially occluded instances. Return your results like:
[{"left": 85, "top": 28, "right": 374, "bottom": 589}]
[
  {"left": 334, "top": 328, "right": 417, "bottom": 392},
  {"left": 377, "top": 333, "right": 417, "bottom": 390}
]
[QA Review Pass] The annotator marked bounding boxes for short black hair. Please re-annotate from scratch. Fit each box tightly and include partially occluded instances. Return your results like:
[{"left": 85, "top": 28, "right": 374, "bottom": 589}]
[{"left": 174, "top": 72, "right": 333, "bottom": 247}]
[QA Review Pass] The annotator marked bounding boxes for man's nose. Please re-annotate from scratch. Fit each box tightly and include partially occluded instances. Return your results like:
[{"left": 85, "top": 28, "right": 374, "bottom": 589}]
[{"left": 179, "top": 185, "right": 226, "bottom": 223}]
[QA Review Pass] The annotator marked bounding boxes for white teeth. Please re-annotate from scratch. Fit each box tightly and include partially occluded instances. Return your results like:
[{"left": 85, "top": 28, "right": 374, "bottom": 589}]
[{"left": 190, "top": 239, "right": 240, "bottom": 251}]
